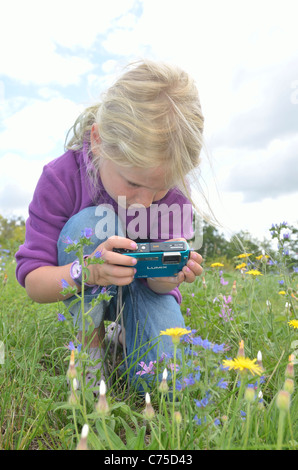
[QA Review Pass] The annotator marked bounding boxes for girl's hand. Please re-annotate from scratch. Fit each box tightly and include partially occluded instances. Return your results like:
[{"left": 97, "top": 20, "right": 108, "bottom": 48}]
[
  {"left": 147, "top": 239, "right": 203, "bottom": 293},
  {"left": 87, "top": 236, "right": 138, "bottom": 286}
]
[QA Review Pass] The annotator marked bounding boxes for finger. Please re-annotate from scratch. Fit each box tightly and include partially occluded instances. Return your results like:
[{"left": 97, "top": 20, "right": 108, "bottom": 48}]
[
  {"left": 104, "top": 236, "right": 138, "bottom": 252},
  {"left": 190, "top": 250, "right": 203, "bottom": 264},
  {"left": 106, "top": 264, "right": 136, "bottom": 279},
  {"left": 182, "top": 266, "right": 196, "bottom": 283}
]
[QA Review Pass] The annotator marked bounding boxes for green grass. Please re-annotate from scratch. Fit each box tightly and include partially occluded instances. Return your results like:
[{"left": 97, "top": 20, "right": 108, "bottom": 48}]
[{"left": 0, "top": 248, "right": 297, "bottom": 450}]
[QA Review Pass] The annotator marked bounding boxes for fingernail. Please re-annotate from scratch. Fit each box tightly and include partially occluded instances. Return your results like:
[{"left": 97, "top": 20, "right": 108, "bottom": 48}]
[
  {"left": 130, "top": 242, "right": 137, "bottom": 249},
  {"left": 189, "top": 261, "right": 195, "bottom": 267},
  {"left": 131, "top": 258, "right": 137, "bottom": 265}
]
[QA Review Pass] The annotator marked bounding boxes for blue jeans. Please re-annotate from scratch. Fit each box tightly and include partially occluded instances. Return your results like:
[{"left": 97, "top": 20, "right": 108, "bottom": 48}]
[{"left": 57, "top": 206, "right": 186, "bottom": 388}]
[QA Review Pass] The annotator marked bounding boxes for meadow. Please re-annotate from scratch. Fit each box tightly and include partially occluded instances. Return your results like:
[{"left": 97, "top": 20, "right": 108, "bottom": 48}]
[{"left": 0, "top": 222, "right": 297, "bottom": 451}]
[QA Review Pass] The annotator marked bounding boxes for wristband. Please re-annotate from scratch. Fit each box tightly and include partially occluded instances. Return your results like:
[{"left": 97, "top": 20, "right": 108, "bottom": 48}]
[{"left": 70, "top": 256, "right": 96, "bottom": 288}]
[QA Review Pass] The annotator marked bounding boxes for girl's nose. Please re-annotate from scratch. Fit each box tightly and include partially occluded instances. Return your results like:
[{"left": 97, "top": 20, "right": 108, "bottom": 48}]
[{"left": 135, "top": 189, "right": 156, "bottom": 208}]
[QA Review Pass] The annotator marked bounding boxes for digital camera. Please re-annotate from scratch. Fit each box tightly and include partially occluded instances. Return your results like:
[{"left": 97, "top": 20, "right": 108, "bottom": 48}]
[{"left": 113, "top": 241, "right": 190, "bottom": 278}]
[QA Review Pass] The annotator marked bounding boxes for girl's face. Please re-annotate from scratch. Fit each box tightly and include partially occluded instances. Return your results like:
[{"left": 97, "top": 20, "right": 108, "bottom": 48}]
[
  {"left": 99, "top": 159, "right": 170, "bottom": 208},
  {"left": 90, "top": 123, "right": 171, "bottom": 207}
]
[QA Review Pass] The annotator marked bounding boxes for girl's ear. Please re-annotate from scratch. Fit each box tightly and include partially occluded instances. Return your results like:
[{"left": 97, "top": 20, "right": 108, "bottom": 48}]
[{"left": 91, "top": 123, "right": 101, "bottom": 155}]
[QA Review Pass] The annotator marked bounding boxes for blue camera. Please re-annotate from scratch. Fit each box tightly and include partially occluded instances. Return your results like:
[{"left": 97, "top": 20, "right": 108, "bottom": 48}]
[{"left": 114, "top": 241, "right": 190, "bottom": 278}]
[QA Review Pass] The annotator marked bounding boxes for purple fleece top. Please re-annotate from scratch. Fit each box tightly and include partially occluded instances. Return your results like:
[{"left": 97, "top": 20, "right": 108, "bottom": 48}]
[{"left": 15, "top": 143, "right": 193, "bottom": 304}]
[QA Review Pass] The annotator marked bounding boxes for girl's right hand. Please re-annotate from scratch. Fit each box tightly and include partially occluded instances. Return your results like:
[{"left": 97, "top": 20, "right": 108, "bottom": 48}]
[{"left": 87, "top": 236, "right": 138, "bottom": 286}]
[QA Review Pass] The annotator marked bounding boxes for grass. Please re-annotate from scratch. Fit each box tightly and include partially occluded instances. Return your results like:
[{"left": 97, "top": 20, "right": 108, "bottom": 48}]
[{"left": 0, "top": 236, "right": 297, "bottom": 450}]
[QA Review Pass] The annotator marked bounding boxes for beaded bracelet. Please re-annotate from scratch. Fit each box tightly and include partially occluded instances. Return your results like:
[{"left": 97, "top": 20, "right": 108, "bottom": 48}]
[{"left": 70, "top": 256, "right": 96, "bottom": 288}]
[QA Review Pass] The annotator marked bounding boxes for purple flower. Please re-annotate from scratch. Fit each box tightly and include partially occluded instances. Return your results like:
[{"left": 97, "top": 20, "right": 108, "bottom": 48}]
[
  {"left": 67, "top": 341, "right": 82, "bottom": 352},
  {"left": 194, "top": 415, "right": 207, "bottom": 425},
  {"left": 81, "top": 228, "right": 93, "bottom": 238},
  {"left": 217, "top": 378, "right": 228, "bottom": 389},
  {"left": 136, "top": 360, "right": 156, "bottom": 376},
  {"left": 63, "top": 236, "right": 78, "bottom": 245},
  {"left": 220, "top": 277, "right": 228, "bottom": 286},
  {"left": 61, "top": 278, "right": 69, "bottom": 289},
  {"left": 57, "top": 313, "right": 66, "bottom": 321},
  {"left": 186, "top": 307, "right": 191, "bottom": 317}
]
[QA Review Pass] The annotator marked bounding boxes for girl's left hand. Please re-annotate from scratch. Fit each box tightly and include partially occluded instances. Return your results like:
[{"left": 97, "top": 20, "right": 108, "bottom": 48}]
[{"left": 147, "top": 240, "right": 203, "bottom": 292}]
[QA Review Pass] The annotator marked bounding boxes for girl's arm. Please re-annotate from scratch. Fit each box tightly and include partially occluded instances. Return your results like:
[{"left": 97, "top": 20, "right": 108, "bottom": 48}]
[
  {"left": 25, "top": 264, "right": 81, "bottom": 303},
  {"left": 25, "top": 236, "right": 138, "bottom": 304}
]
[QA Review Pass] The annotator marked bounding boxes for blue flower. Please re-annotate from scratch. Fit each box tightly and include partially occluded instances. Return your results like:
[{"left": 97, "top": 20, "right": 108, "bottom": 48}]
[
  {"left": 57, "top": 313, "right": 66, "bottom": 321},
  {"left": 81, "top": 228, "right": 93, "bottom": 238},
  {"left": 61, "top": 278, "right": 69, "bottom": 289},
  {"left": 217, "top": 378, "right": 228, "bottom": 389},
  {"left": 67, "top": 341, "right": 82, "bottom": 352},
  {"left": 194, "top": 415, "right": 207, "bottom": 425}
]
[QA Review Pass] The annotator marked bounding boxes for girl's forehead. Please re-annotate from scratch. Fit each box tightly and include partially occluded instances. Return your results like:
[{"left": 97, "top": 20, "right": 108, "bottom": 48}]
[{"left": 113, "top": 161, "right": 174, "bottom": 189}]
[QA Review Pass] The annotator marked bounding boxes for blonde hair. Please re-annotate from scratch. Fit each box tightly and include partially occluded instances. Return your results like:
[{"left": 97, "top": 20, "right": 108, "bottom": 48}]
[{"left": 66, "top": 60, "right": 217, "bottom": 223}]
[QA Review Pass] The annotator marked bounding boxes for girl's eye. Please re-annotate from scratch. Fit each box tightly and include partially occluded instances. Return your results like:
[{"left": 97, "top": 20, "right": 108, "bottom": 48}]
[{"left": 127, "top": 181, "right": 141, "bottom": 188}]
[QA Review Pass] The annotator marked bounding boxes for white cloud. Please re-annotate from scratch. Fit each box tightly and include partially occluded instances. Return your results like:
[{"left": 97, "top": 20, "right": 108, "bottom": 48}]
[
  {"left": 0, "top": 0, "right": 137, "bottom": 85},
  {"left": 0, "top": 97, "right": 83, "bottom": 156},
  {"left": 0, "top": 152, "right": 49, "bottom": 217}
]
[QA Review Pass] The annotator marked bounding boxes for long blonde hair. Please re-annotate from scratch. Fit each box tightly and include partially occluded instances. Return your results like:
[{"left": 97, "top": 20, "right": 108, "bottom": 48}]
[{"left": 65, "top": 59, "right": 217, "bottom": 224}]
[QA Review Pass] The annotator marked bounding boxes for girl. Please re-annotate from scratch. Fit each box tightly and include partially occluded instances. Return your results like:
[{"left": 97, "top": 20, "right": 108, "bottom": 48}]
[{"left": 16, "top": 60, "right": 204, "bottom": 393}]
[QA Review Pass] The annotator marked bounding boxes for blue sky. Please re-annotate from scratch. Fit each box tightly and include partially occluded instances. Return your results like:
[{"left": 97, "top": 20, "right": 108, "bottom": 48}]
[{"left": 0, "top": 0, "right": 298, "bottom": 242}]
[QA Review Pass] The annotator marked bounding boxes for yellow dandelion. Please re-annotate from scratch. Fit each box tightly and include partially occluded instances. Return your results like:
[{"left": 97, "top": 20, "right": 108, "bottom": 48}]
[
  {"left": 255, "top": 254, "right": 269, "bottom": 260},
  {"left": 288, "top": 319, "right": 298, "bottom": 329},
  {"left": 237, "top": 253, "right": 252, "bottom": 259},
  {"left": 223, "top": 357, "right": 263, "bottom": 376},
  {"left": 235, "top": 263, "right": 246, "bottom": 270},
  {"left": 278, "top": 290, "right": 286, "bottom": 295},
  {"left": 160, "top": 327, "right": 190, "bottom": 344},
  {"left": 210, "top": 262, "right": 224, "bottom": 268},
  {"left": 245, "top": 269, "right": 263, "bottom": 276}
]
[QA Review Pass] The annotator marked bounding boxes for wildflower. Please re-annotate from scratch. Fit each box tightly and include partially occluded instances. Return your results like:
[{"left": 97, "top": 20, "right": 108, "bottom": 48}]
[
  {"left": 235, "top": 263, "right": 246, "bottom": 270},
  {"left": 276, "top": 390, "right": 290, "bottom": 412},
  {"left": 245, "top": 269, "right": 263, "bottom": 276},
  {"left": 174, "top": 411, "right": 182, "bottom": 425},
  {"left": 288, "top": 319, "right": 298, "bottom": 329},
  {"left": 186, "top": 307, "right": 191, "bottom": 317},
  {"left": 96, "top": 380, "right": 109, "bottom": 415},
  {"left": 136, "top": 360, "right": 156, "bottom": 376},
  {"left": 160, "top": 327, "right": 190, "bottom": 345},
  {"left": 222, "top": 356, "right": 263, "bottom": 376},
  {"left": 257, "top": 350, "right": 264, "bottom": 371},
  {"left": 217, "top": 378, "right": 228, "bottom": 389},
  {"left": 244, "top": 386, "right": 255, "bottom": 403},
  {"left": 202, "top": 276, "right": 207, "bottom": 289},
  {"left": 143, "top": 393, "right": 155, "bottom": 420},
  {"left": 284, "top": 378, "right": 294, "bottom": 395},
  {"left": 237, "top": 253, "right": 252, "bottom": 259},
  {"left": 67, "top": 341, "right": 82, "bottom": 352},
  {"left": 61, "top": 278, "right": 69, "bottom": 288},
  {"left": 194, "top": 392, "right": 210, "bottom": 408},
  {"left": 159, "top": 368, "right": 169, "bottom": 393},
  {"left": 81, "top": 228, "right": 93, "bottom": 239},
  {"left": 194, "top": 415, "right": 207, "bottom": 425},
  {"left": 76, "top": 424, "right": 89, "bottom": 450},
  {"left": 210, "top": 262, "right": 224, "bottom": 268},
  {"left": 67, "top": 350, "right": 77, "bottom": 380},
  {"left": 278, "top": 290, "right": 286, "bottom": 295},
  {"left": 69, "top": 378, "right": 79, "bottom": 405},
  {"left": 231, "top": 280, "right": 237, "bottom": 296},
  {"left": 285, "top": 354, "right": 295, "bottom": 378},
  {"left": 57, "top": 312, "right": 66, "bottom": 322},
  {"left": 237, "top": 340, "right": 245, "bottom": 357}
]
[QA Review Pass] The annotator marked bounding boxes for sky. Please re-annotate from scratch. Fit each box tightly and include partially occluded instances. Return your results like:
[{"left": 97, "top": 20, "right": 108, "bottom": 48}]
[{"left": 0, "top": 0, "right": 297, "bottom": 244}]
